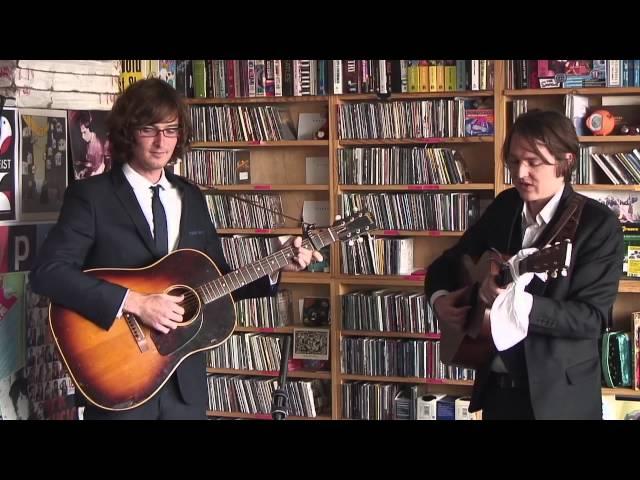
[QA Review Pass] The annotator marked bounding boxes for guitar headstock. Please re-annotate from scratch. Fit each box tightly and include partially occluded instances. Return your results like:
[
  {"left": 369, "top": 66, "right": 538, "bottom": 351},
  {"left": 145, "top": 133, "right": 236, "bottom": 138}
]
[
  {"left": 330, "top": 210, "right": 376, "bottom": 245},
  {"left": 520, "top": 240, "right": 572, "bottom": 279}
]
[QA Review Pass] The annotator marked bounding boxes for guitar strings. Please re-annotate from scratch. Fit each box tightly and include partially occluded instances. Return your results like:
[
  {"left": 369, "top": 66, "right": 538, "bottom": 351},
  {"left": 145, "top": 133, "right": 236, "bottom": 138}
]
[{"left": 173, "top": 232, "right": 331, "bottom": 312}]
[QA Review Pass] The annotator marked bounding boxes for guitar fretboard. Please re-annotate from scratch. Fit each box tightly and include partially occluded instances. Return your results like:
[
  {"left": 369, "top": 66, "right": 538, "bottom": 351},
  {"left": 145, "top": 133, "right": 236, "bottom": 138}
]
[{"left": 195, "top": 231, "right": 333, "bottom": 304}]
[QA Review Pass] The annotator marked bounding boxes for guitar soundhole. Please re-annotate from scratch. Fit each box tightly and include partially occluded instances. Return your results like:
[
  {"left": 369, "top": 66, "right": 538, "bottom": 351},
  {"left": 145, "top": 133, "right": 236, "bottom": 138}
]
[{"left": 165, "top": 285, "right": 201, "bottom": 327}]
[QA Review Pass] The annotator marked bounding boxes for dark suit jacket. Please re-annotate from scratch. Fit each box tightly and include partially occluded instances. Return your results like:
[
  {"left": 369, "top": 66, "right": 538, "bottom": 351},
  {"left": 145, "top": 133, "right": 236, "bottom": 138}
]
[
  {"left": 29, "top": 165, "right": 275, "bottom": 410},
  {"left": 425, "top": 185, "right": 624, "bottom": 419}
]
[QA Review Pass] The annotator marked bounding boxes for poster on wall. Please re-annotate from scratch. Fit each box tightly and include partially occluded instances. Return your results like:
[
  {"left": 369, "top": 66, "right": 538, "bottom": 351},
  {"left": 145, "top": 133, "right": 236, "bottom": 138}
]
[
  {"left": 68, "top": 110, "right": 111, "bottom": 180},
  {"left": 0, "top": 106, "right": 18, "bottom": 222},
  {"left": 19, "top": 109, "right": 68, "bottom": 222}
]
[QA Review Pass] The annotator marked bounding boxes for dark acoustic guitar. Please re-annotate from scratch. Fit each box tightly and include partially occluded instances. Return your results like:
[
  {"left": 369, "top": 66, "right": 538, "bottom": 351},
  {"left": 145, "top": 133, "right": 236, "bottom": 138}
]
[
  {"left": 439, "top": 240, "right": 572, "bottom": 371},
  {"left": 49, "top": 211, "right": 375, "bottom": 411}
]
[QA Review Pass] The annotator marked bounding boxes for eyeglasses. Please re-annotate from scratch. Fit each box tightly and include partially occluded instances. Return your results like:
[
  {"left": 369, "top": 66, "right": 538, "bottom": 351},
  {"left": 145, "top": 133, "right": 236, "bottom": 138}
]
[{"left": 138, "top": 126, "right": 181, "bottom": 138}]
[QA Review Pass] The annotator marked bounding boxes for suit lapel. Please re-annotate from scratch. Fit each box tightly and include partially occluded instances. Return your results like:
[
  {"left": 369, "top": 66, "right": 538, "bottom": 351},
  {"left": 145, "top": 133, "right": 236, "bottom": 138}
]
[
  {"left": 166, "top": 169, "right": 191, "bottom": 249},
  {"left": 110, "top": 166, "right": 157, "bottom": 255},
  {"left": 528, "top": 184, "right": 574, "bottom": 295},
  {"left": 506, "top": 194, "right": 524, "bottom": 254}
]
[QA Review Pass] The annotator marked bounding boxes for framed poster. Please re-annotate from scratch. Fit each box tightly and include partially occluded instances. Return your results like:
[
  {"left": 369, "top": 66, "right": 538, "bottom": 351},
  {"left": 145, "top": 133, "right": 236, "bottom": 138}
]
[
  {"left": 19, "top": 109, "right": 68, "bottom": 222},
  {"left": 0, "top": 106, "right": 18, "bottom": 222}
]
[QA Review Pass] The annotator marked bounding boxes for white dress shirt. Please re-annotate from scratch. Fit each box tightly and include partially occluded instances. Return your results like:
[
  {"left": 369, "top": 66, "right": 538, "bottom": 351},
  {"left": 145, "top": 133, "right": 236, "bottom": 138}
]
[
  {"left": 122, "top": 163, "right": 182, "bottom": 252},
  {"left": 116, "top": 164, "right": 182, "bottom": 317}
]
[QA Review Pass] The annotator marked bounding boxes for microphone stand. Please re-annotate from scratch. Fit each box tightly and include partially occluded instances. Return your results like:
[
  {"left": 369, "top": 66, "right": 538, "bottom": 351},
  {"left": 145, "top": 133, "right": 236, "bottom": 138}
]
[
  {"left": 271, "top": 335, "right": 292, "bottom": 420},
  {"left": 201, "top": 186, "right": 323, "bottom": 419}
]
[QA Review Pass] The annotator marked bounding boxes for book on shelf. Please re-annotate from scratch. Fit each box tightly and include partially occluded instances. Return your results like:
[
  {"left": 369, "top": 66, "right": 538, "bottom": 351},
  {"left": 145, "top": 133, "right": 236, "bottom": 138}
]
[
  {"left": 299, "top": 297, "right": 330, "bottom": 327},
  {"left": 392, "top": 385, "right": 419, "bottom": 420},
  {"left": 464, "top": 109, "right": 494, "bottom": 137},
  {"left": 273, "top": 106, "right": 296, "bottom": 141},
  {"left": 416, "top": 394, "right": 444, "bottom": 420},
  {"left": 436, "top": 395, "right": 456, "bottom": 420},
  {"left": 292, "top": 327, "right": 330, "bottom": 361},
  {"left": 455, "top": 396, "right": 480, "bottom": 420}
]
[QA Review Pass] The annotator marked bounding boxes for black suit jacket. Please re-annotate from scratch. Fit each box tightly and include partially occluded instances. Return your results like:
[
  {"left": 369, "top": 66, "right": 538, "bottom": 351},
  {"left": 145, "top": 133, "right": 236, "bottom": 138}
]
[
  {"left": 425, "top": 185, "right": 624, "bottom": 419},
  {"left": 30, "top": 165, "right": 275, "bottom": 410}
]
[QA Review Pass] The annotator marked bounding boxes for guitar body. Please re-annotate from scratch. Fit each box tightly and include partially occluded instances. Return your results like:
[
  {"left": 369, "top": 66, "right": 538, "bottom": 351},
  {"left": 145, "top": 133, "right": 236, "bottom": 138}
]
[
  {"left": 440, "top": 251, "right": 497, "bottom": 371},
  {"left": 49, "top": 249, "right": 235, "bottom": 411},
  {"left": 439, "top": 241, "right": 571, "bottom": 371}
]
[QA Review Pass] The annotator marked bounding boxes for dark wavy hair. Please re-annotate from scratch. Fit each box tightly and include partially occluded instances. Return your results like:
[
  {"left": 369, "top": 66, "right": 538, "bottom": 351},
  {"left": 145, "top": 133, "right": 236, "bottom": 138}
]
[
  {"left": 106, "top": 78, "right": 191, "bottom": 165},
  {"left": 503, "top": 109, "right": 579, "bottom": 182}
]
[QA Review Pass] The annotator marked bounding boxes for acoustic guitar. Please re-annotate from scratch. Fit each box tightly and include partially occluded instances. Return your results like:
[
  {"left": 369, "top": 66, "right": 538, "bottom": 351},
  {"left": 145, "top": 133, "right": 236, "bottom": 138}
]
[
  {"left": 49, "top": 211, "right": 375, "bottom": 411},
  {"left": 439, "top": 240, "right": 572, "bottom": 371}
]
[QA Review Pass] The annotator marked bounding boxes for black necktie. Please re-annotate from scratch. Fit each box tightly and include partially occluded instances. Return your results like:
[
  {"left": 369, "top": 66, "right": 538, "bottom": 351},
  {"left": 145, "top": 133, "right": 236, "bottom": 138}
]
[{"left": 150, "top": 185, "right": 168, "bottom": 257}]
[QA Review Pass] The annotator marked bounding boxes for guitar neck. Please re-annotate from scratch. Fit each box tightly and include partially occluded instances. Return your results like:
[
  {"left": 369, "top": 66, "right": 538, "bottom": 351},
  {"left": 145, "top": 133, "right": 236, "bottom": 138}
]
[
  {"left": 197, "top": 231, "right": 333, "bottom": 304},
  {"left": 496, "top": 265, "right": 513, "bottom": 287}
]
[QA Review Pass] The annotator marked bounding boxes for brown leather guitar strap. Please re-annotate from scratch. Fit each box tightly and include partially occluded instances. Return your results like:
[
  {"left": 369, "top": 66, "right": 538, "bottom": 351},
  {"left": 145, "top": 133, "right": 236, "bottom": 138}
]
[{"left": 533, "top": 191, "right": 586, "bottom": 249}]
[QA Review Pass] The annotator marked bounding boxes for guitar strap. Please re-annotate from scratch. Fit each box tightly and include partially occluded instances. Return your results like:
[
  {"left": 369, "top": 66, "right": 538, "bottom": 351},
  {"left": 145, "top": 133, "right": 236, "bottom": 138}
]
[{"left": 533, "top": 191, "right": 586, "bottom": 249}]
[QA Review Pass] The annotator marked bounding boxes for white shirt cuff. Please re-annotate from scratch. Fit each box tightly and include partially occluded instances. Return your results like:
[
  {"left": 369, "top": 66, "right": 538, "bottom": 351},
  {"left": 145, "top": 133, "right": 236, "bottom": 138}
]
[
  {"left": 116, "top": 289, "right": 130, "bottom": 319},
  {"left": 430, "top": 290, "right": 450, "bottom": 309}
]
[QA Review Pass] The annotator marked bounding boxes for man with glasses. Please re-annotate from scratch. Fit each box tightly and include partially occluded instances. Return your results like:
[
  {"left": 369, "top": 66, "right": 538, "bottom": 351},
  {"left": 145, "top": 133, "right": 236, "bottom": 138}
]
[
  {"left": 30, "top": 78, "right": 322, "bottom": 420},
  {"left": 425, "top": 110, "right": 624, "bottom": 419}
]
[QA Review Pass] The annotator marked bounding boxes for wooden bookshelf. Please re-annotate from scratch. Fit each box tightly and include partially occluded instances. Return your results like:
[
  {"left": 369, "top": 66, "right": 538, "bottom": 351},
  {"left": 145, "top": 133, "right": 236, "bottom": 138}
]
[
  {"left": 338, "top": 137, "right": 493, "bottom": 146},
  {"left": 184, "top": 60, "right": 640, "bottom": 420},
  {"left": 335, "top": 275, "right": 425, "bottom": 286},
  {"left": 341, "top": 330, "right": 440, "bottom": 340},
  {"left": 206, "top": 410, "right": 332, "bottom": 420},
  {"left": 186, "top": 92, "right": 335, "bottom": 420},
  {"left": 574, "top": 184, "right": 640, "bottom": 192},
  {"left": 191, "top": 140, "right": 328, "bottom": 148},
  {"left": 206, "top": 367, "right": 331, "bottom": 380},
  {"left": 215, "top": 228, "right": 303, "bottom": 235},
  {"left": 500, "top": 62, "right": 640, "bottom": 418},
  {"left": 618, "top": 279, "right": 640, "bottom": 293},
  {"left": 602, "top": 387, "right": 640, "bottom": 399},
  {"left": 369, "top": 230, "right": 464, "bottom": 237},
  {"left": 339, "top": 183, "right": 494, "bottom": 191},
  {"left": 340, "top": 374, "right": 473, "bottom": 386},
  {"left": 505, "top": 87, "right": 640, "bottom": 97},
  {"left": 204, "top": 184, "right": 329, "bottom": 191},
  {"left": 577, "top": 136, "right": 640, "bottom": 143},
  {"left": 340, "top": 90, "right": 494, "bottom": 101},
  {"left": 185, "top": 95, "right": 329, "bottom": 105}
]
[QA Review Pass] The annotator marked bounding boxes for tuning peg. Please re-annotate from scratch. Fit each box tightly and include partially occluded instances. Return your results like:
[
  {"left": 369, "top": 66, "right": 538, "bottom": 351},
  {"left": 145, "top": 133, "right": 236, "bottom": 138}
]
[
  {"left": 334, "top": 214, "right": 342, "bottom": 221},
  {"left": 560, "top": 268, "right": 568, "bottom": 277},
  {"left": 550, "top": 269, "right": 558, "bottom": 278},
  {"left": 348, "top": 239, "right": 354, "bottom": 246},
  {"left": 357, "top": 236, "right": 364, "bottom": 243},
  {"left": 555, "top": 241, "right": 560, "bottom": 245},
  {"left": 352, "top": 207, "right": 359, "bottom": 213}
]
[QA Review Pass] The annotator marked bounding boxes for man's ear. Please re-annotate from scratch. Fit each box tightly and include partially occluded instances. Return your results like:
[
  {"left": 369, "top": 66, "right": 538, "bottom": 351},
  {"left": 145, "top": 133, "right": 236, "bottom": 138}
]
[
  {"left": 559, "top": 152, "right": 574, "bottom": 178},
  {"left": 564, "top": 152, "right": 574, "bottom": 165}
]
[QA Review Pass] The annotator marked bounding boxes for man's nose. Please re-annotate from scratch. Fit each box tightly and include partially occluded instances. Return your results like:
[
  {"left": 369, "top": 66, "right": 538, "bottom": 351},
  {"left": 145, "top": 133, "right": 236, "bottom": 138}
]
[
  {"left": 152, "top": 131, "right": 165, "bottom": 144},
  {"left": 517, "top": 162, "right": 529, "bottom": 179}
]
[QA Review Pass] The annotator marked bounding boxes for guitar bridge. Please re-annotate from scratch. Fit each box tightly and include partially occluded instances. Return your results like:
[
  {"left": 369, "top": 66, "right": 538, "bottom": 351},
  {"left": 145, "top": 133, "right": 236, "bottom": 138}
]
[{"left": 124, "top": 313, "right": 149, "bottom": 353}]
